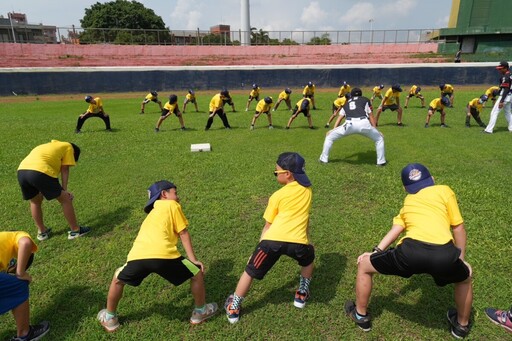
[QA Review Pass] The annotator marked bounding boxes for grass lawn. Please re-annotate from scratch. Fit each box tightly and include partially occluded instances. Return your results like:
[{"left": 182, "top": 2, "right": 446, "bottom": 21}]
[{"left": 0, "top": 86, "right": 510, "bottom": 340}]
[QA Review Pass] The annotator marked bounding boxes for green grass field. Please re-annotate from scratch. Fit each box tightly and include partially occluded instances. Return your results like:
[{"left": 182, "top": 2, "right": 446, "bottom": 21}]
[{"left": 0, "top": 87, "right": 510, "bottom": 340}]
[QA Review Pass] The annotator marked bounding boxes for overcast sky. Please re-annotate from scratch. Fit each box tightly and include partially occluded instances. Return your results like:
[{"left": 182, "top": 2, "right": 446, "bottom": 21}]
[{"left": 0, "top": 0, "right": 451, "bottom": 32}]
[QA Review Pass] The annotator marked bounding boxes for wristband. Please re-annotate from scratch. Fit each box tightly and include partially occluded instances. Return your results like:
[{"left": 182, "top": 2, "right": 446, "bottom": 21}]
[{"left": 372, "top": 246, "right": 383, "bottom": 253}]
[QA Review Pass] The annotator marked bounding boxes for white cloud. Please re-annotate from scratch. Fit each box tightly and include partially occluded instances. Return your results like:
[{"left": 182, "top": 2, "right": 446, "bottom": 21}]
[
  {"left": 300, "top": 1, "right": 328, "bottom": 28},
  {"left": 340, "top": 3, "right": 376, "bottom": 30}
]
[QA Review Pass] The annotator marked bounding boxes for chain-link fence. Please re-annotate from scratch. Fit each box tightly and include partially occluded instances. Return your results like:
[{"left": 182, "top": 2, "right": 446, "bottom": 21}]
[{"left": 2, "top": 25, "right": 441, "bottom": 45}]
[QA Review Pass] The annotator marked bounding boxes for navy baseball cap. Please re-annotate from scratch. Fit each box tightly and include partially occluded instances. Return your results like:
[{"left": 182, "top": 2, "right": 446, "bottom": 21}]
[
  {"left": 401, "top": 163, "right": 434, "bottom": 194},
  {"left": 144, "top": 180, "right": 176, "bottom": 213},
  {"left": 496, "top": 60, "right": 509, "bottom": 70},
  {"left": 276, "top": 152, "right": 311, "bottom": 187},
  {"left": 392, "top": 84, "right": 402, "bottom": 92}
]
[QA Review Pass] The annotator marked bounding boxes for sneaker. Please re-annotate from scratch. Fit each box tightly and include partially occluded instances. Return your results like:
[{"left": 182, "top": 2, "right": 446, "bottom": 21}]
[
  {"left": 424, "top": 123, "right": 429, "bottom": 128},
  {"left": 139, "top": 111, "right": 144, "bottom": 114},
  {"left": 309, "top": 126, "right": 315, "bottom": 130},
  {"left": 376, "top": 162, "right": 387, "bottom": 167},
  {"left": 440, "top": 123, "right": 448, "bottom": 128},
  {"left": 75, "top": 129, "right": 81, "bottom": 134},
  {"left": 224, "top": 295, "right": 241, "bottom": 324},
  {"left": 324, "top": 124, "right": 329, "bottom": 128},
  {"left": 404, "top": 106, "right": 408, "bottom": 109},
  {"left": 250, "top": 125, "right": 254, "bottom": 130},
  {"left": 294, "top": 290, "right": 310, "bottom": 309},
  {"left": 190, "top": 303, "right": 219, "bottom": 324},
  {"left": 318, "top": 159, "right": 328, "bottom": 164},
  {"left": 345, "top": 300, "right": 371, "bottom": 332},
  {"left": 484, "top": 307, "right": 512, "bottom": 333},
  {"left": 465, "top": 123, "right": 470, "bottom": 128},
  {"left": 397, "top": 122, "right": 404, "bottom": 127},
  {"left": 180, "top": 127, "right": 186, "bottom": 131},
  {"left": 272, "top": 108, "right": 275, "bottom": 112},
  {"left": 268, "top": 125, "right": 273, "bottom": 129},
  {"left": 97, "top": 309, "right": 120, "bottom": 332},
  {"left": 37, "top": 228, "right": 52, "bottom": 241},
  {"left": 245, "top": 108, "right": 248, "bottom": 112},
  {"left": 285, "top": 126, "right": 290, "bottom": 130},
  {"left": 10, "top": 321, "right": 50, "bottom": 341},
  {"left": 68, "top": 226, "right": 91, "bottom": 240},
  {"left": 154, "top": 128, "right": 159, "bottom": 132},
  {"left": 106, "top": 128, "right": 112, "bottom": 132},
  {"left": 482, "top": 130, "right": 492, "bottom": 134},
  {"left": 447, "top": 309, "right": 470, "bottom": 339}
]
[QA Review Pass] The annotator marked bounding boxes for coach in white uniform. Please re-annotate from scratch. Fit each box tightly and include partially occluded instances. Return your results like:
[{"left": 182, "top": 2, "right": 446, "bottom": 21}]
[
  {"left": 484, "top": 60, "right": 512, "bottom": 134},
  {"left": 319, "top": 88, "right": 386, "bottom": 166}
]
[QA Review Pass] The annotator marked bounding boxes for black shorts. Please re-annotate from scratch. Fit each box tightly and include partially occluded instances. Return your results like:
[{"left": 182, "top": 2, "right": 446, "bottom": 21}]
[
  {"left": 17, "top": 170, "right": 62, "bottom": 200},
  {"left": 116, "top": 257, "right": 199, "bottom": 287},
  {"left": 370, "top": 238, "right": 470, "bottom": 287},
  {"left": 428, "top": 107, "right": 443, "bottom": 113},
  {"left": 161, "top": 108, "right": 179, "bottom": 117},
  {"left": 304, "top": 95, "right": 314, "bottom": 99},
  {"left": 184, "top": 98, "right": 196, "bottom": 104},
  {"left": 245, "top": 240, "right": 315, "bottom": 280},
  {"left": 469, "top": 107, "right": 479, "bottom": 116},
  {"left": 248, "top": 95, "right": 259, "bottom": 101},
  {"left": 332, "top": 104, "right": 340, "bottom": 112},
  {"left": 292, "top": 106, "right": 309, "bottom": 117},
  {"left": 381, "top": 104, "right": 399, "bottom": 112}
]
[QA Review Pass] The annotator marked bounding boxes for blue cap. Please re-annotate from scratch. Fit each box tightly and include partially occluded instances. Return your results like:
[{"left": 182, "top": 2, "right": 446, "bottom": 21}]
[
  {"left": 85, "top": 95, "right": 93, "bottom": 103},
  {"left": 144, "top": 180, "right": 176, "bottom": 213},
  {"left": 401, "top": 163, "right": 434, "bottom": 194},
  {"left": 276, "top": 152, "right": 311, "bottom": 187}
]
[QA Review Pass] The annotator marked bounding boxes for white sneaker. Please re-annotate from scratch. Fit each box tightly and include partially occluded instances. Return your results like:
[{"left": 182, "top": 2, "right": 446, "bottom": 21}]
[
  {"left": 97, "top": 309, "right": 120, "bottom": 332},
  {"left": 190, "top": 303, "right": 218, "bottom": 324}
]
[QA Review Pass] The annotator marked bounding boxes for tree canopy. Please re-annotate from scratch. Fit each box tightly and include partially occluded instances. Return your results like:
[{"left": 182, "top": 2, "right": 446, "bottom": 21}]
[{"left": 79, "top": 0, "right": 170, "bottom": 44}]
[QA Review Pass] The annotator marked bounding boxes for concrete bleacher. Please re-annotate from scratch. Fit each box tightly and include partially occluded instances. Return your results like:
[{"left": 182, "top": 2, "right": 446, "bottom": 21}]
[{"left": 0, "top": 43, "right": 442, "bottom": 67}]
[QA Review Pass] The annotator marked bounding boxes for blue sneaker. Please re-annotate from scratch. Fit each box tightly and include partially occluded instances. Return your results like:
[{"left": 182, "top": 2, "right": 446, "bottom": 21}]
[
  {"left": 68, "top": 226, "right": 91, "bottom": 240},
  {"left": 224, "top": 295, "right": 240, "bottom": 324},
  {"left": 294, "top": 290, "right": 310, "bottom": 308},
  {"left": 10, "top": 320, "right": 50, "bottom": 340}
]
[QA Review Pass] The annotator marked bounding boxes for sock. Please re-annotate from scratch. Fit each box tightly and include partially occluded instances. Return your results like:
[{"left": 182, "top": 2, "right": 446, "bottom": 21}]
[
  {"left": 194, "top": 305, "right": 206, "bottom": 314},
  {"left": 299, "top": 276, "right": 311, "bottom": 293},
  {"left": 106, "top": 311, "right": 116, "bottom": 320},
  {"left": 355, "top": 310, "right": 368, "bottom": 319},
  {"left": 231, "top": 293, "right": 244, "bottom": 310}
]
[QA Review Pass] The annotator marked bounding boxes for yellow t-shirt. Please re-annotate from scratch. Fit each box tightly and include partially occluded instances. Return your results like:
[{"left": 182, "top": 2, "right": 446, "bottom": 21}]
[
  {"left": 485, "top": 86, "right": 500, "bottom": 99},
  {"left": 441, "top": 84, "right": 454, "bottom": 94},
  {"left": 209, "top": 94, "right": 223, "bottom": 112},
  {"left": 338, "top": 85, "right": 351, "bottom": 97},
  {"left": 409, "top": 85, "right": 421, "bottom": 97},
  {"left": 18, "top": 140, "right": 76, "bottom": 178},
  {"left": 333, "top": 97, "right": 348, "bottom": 109},
  {"left": 186, "top": 93, "right": 196, "bottom": 101},
  {"left": 278, "top": 91, "right": 290, "bottom": 101},
  {"left": 163, "top": 101, "right": 178, "bottom": 112},
  {"left": 393, "top": 185, "right": 463, "bottom": 245},
  {"left": 429, "top": 98, "right": 445, "bottom": 111},
  {"left": 145, "top": 93, "right": 157, "bottom": 101},
  {"left": 0, "top": 232, "right": 37, "bottom": 272},
  {"left": 468, "top": 98, "right": 484, "bottom": 111},
  {"left": 372, "top": 86, "right": 382, "bottom": 96},
  {"left": 127, "top": 200, "right": 189, "bottom": 261},
  {"left": 255, "top": 99, "right": 273, "bottom": 113},
  {"left": 250, "top": 87, "right": 260, "bottom": 97},
  {"left": 383, "top": 88, "right": 400, "bottom": 105},
  {"left": 303, "top": 85, "right": 315, "bottom": 96},
  {"left": 86, "top": 97, "right": 103, "bottom": 114},
  {"left": 262, "top": 181, "right": 312, "bottom": 245}
]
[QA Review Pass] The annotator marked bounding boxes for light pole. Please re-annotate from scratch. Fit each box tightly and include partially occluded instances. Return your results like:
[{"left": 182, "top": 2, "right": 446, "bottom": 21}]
[
  {"left": 369, "top": 18, "right": 374, "bottom": 44},
  {"left": 8, "top": 12, "right": 16, "bottom": 43}
]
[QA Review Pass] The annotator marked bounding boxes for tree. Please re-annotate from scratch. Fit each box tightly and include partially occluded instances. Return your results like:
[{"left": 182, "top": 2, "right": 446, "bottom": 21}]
[
  {"left": 251, "top": 27, "right": 270, "bottom": 45},
  {"left": 79, "top": 0, "right": 171, "bottom": 44},
  {"left": 281, "top": 38, "right": 299, "bottom": 45},
  {"left": 307, "top": 33, "right": 331, "bottom": 45}
]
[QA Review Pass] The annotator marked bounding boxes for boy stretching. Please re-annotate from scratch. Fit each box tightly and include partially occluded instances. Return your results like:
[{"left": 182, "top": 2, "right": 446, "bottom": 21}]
[
  {"left": 97, "top": 180, "right": 217, "bottom": 332},
  {"left": 1, "top": 231, "right": 50, "bottom": 340},
  {"left": 224, "top": 152, "right": 314, "bottom": 324},
  {"left": 345, "top": 163, "right": 473, "bottom": 339}
]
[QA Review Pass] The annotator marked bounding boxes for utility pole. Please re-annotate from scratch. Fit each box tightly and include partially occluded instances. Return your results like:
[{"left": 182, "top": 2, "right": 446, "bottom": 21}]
[{"left": 241, "top": 0, "right": 251, "bottom": 46}]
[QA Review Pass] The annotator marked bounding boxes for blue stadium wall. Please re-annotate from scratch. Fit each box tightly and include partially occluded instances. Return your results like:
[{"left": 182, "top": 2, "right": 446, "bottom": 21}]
[{"left": 0, "top": 63, "right": 501, "bottom": 96}]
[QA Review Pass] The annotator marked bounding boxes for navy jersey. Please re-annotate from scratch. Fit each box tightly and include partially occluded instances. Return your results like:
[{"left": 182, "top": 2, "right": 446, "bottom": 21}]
[
  {"left": 340, "top": 96, "right": 373, "bottom": 119},
  {"left": 498, "top": 71, "right": 512, "bottom": 103}
]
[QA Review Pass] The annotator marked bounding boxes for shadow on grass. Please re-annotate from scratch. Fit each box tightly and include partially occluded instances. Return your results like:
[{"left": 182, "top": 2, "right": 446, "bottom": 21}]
[
  {"left": 28, "top": 285, "right": 105, "bottom": 340},
  {"left": 313, "top": 252, "right": 346, "bottom": 303},
  {"left": 370, "top": 274, "right": 458, "bottom": 331},
  {"left": 329, "top": 150, "right": 376, "bottom": 165},
  {"left": 87, "top": 205, "right": 133, "bottom": 237}
]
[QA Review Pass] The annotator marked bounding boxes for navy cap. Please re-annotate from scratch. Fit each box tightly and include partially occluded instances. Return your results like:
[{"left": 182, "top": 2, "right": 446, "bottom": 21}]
[
  {"left": 276, "top": 152, "right": 311, "bottom": 187},
  {"left": 401, "top": 163, "right": 434, "bottom": 194},
  {"left": 496, "top": 60, "right": 509, "bottom": 70},
  {"left": 392, "top": 84, "right": 402, "bottom": 92},
  {"left": 144, "top": 180, "right": 176, "bottom": 213}
]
